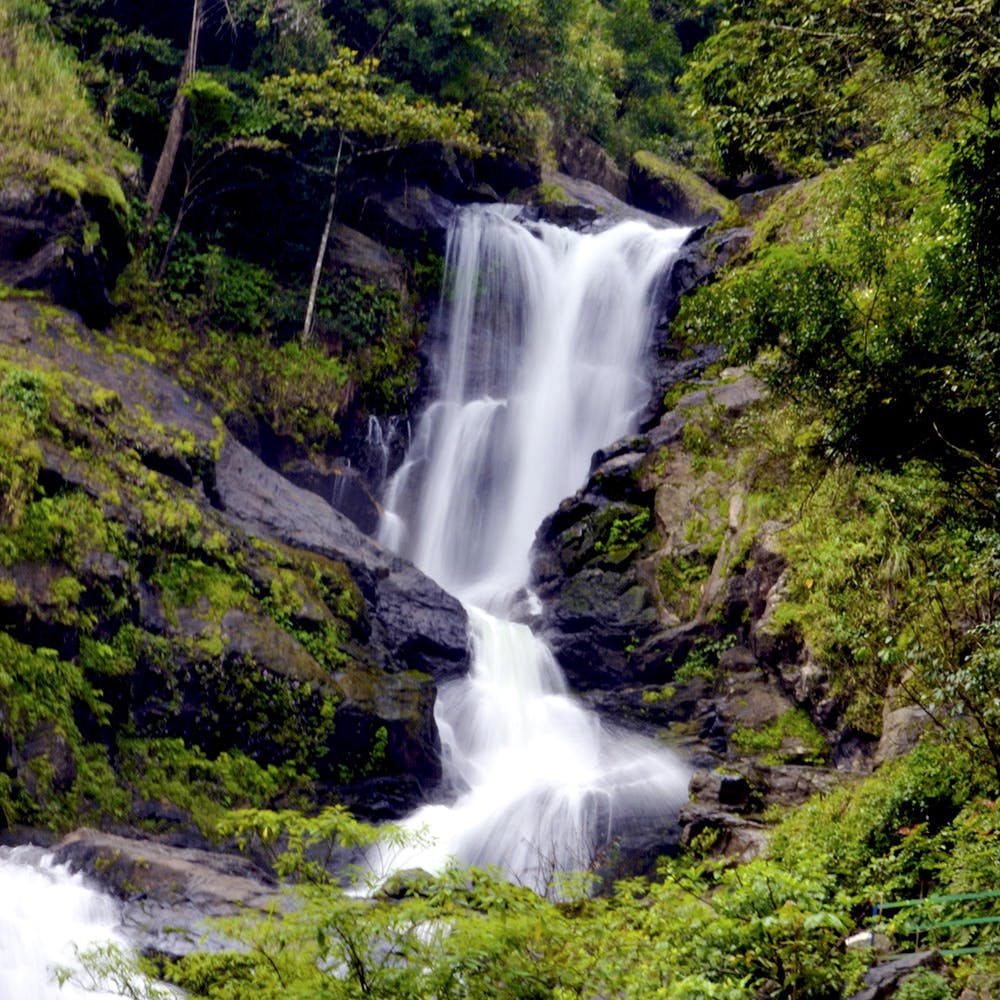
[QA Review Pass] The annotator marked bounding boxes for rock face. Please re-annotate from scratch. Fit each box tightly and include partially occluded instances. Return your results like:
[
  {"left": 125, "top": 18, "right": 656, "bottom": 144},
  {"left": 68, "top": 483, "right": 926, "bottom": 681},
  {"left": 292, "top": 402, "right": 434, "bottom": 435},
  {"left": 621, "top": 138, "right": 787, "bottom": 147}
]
[
  {"left": 556, "top": 133, "right": 629, "bottom": 201},
  {"left": 0, "top": 180, "right": 129, "bottom": 327},
  {"left": 53, "top": 829, "right": 282, "bottom": 958},
  {"left": 628, "top": 151, "right": 734, "bottom": 226},
  {"left": 532, "top": 373, "right": 764, "bottom": 692},
  {"left": 0, "top": 299, "right": 470, "bottom": 823},
  {"left": 214, "top": 437, "right": 469, "bottom": 683}
]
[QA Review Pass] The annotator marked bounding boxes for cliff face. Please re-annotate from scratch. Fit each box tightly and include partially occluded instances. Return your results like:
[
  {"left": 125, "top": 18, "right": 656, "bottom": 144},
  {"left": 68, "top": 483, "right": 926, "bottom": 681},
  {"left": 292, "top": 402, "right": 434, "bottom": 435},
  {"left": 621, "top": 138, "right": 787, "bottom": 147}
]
[{"left": 0, "top": 298, "right": 469, "bottom": 832}]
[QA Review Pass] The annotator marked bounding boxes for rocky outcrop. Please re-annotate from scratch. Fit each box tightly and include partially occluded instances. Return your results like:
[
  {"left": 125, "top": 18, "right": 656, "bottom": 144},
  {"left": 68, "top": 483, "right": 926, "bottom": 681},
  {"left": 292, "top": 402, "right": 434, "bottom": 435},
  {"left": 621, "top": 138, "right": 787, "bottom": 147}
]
[
  {"left": 283, "top": 460, "right": 383, "bottom": 536},
  {"left": 0, "top": 299, "right": 470, "bottom": 822},
  {"left": 53, "top": 829, "right": 282, "bottom": 958},
  {"left": 532, "top": 373, "right": 764, "bottom": 692},
  {"left": 843, "top": 952, "right": 947, "bottom": 1000},
  {"left": 641, "top": 226, "right": 753, "bottom": 427},
  {"left": 629, "top": 151, "right": 735, "bottom": 226},
  {"left": 326, "top": 223, "right": 409, "bottom": 292},
  {"left": 556, "top": 133, "right": 629, "bottom": 201},
  {"left": 214, "top": 438, "right": 468, "bottom": 682},
  {"left": 0, "top": 180, "right": 129, "bottom": 327}
]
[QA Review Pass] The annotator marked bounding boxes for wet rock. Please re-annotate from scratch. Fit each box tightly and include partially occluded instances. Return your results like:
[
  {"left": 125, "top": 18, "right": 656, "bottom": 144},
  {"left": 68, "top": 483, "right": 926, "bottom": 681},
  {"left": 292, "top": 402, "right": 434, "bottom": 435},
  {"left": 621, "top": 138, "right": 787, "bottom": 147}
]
[
  {"left": 524, "top": 172, "right": 669, "bottom": 232},
  {"left": 677, "top": 803, "right": 767, "bottom": 863},
  {"left": 326, "top": 223, "right": 408, "bottom": 291},
  {"left": 1, "top": 300, "right": 468, "bottom": 816},
  {"left": 556, "top": 133, "right": 629, "bottom": 201},
  {"left": 14, "top": 722, "right": 77, "bottom": 802},
  {"left": 53, "top": 829, "right": 282, "bottom": 958},
  {"left": 689, "top": 769, "right": 756, "bottom": 811},
  {"left": 648, "top": 375, "right": 763, "bottom": 453},
  {"left": 283, "top": 459, "right": 383, "bottom": 536},
  {"left": 532, "top": 374, "right": 764, "bottom": 694},
  {"left": 715, "top": 667, "right": 797, "bottom": 733},
  {"left": 215, "top": 436, "right": 469, "bottom": 682},
  {"left": 355, "top": 184, "right": 460, "bottom": 256},
  {"left": 843, "top": 952, "right": 946, "bottom": 1000},
  {"left": 583, "top": 676, "right": 713, "bottom": 731},
  {"left": 743, "top": 762, "right": 845, "bottom": 808},
  {"left": 641, "top": 227, "right": 752, "bottom": 425},
  {"left": 592, "top": 813, "right": 684, "bottom": 888}
]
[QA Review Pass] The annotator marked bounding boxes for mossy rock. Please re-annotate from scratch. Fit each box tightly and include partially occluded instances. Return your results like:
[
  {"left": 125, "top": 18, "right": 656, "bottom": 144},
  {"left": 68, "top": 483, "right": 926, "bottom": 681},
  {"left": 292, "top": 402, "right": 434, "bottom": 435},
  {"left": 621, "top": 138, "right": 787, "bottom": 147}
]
[{"left": 629, "top": 151, "right": 737, "bottom": 227}]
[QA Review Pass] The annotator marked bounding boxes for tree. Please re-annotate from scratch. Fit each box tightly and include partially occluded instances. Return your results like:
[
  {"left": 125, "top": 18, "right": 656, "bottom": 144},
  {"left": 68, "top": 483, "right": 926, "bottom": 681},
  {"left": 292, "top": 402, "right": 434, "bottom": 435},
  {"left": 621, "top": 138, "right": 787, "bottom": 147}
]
[
  {"left": 681, "top": 0, "right": 1000, "bottom": 178},
  {"left": 261, "top": 49, "right": 479, "bottom": 342},
  {"left": 150, "top": 71, "right": 281, "bottom": 278},
  {"left": 140, "top": 0, "right": 330, "bottom": 243},
  {"left": 142, "top": 0, "right": 207, "bottom": 240}
]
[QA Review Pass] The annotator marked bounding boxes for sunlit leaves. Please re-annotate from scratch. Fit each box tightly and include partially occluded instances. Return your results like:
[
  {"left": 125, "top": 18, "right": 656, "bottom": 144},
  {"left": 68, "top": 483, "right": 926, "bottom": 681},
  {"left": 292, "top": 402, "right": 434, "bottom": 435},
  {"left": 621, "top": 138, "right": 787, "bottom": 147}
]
[{"left": 260, "top": 48, "right": 479, "bottom": 154}]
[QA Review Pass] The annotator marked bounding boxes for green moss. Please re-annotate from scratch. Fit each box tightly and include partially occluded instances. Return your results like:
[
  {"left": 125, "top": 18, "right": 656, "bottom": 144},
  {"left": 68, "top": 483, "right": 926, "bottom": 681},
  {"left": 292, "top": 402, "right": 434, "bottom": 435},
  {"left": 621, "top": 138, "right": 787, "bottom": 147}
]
[
  {"left": 658, "top": 553, "right": 711, "bottom": 621},
  {"left": 0, "top": 7, "right": 133, "bottom": 207},
  {"left": 633, "top": 150, "right": 738, "bottom": 225},
  {"left": 2, "top": 490, "right": 123, "bottom": 568},
  {"left": 119, "top": 737, "right": 305, "bottom": 833},
  {"left": 154, "top": 555, "right": 253, "bottom": 624},
  {"left": 730, "top": 708, "right": 829, "bottom": 765},
  {"left": 0, "top": 631, "right": 125, "bottom": 827},
  {"left": 594, "top": 508, "right": 655, "bottom": 561},
  {"left": 536, "top": 180, "right": 571, "bottom": 205}
]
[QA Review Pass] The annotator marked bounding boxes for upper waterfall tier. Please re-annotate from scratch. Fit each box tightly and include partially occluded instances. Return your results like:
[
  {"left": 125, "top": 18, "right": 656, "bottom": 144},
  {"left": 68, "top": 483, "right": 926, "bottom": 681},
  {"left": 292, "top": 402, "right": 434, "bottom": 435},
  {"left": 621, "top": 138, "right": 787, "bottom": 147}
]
[{"left": 381, "top": 205, "right": 689, "bottom": 607}]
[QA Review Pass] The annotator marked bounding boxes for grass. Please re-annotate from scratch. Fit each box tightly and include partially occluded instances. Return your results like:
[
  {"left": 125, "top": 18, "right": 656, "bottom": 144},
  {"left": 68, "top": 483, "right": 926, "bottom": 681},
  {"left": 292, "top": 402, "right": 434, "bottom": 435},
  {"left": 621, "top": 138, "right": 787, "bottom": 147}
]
[{"left": 0, "top": 6, "right": 133, "bottom": 206}]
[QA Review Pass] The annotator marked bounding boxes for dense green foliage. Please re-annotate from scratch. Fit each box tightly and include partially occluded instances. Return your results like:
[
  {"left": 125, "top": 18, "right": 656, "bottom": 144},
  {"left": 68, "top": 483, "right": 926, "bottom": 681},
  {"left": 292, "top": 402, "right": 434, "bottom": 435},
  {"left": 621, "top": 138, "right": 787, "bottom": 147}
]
[
  {"left": 681, "top": 0, "right": 999, "bottom": 178},
  {"left": 68, "top": 751, "right": 1000, "bottom": 997}
]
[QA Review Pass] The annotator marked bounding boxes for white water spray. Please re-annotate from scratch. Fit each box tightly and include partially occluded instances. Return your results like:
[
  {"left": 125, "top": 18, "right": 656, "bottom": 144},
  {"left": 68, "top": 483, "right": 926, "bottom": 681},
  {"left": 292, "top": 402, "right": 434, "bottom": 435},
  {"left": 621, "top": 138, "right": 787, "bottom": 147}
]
[
  {"left": 376, "top": 206, "right": 691, "bottom": 891},
  {"left": 0, "top": 846, "right": 140, "bottom": 999}
]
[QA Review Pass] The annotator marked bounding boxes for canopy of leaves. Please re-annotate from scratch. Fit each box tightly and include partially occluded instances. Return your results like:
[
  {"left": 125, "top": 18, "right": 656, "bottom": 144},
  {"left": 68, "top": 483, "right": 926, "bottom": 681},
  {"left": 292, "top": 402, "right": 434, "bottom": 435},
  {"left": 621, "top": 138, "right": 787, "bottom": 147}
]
[
  {"left": 680, "top": 128, "right": 1000, "bottom": 500},
  {"left": 681, "top": 0, "right": 1000, "bottom": 178},
  {"left": 261, "top": 48, "right": 480, "bottom": 155}
]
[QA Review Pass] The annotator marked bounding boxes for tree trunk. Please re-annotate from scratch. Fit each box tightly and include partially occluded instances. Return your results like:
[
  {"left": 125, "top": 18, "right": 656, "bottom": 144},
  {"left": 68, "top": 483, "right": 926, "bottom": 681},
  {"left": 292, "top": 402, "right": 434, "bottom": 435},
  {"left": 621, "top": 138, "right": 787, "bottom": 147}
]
[
  {"left": 302, "top": 135, "right": 345, "bottom": 344},
  {"left": 140, "top": 0, "right": 203, "bottom": 245}
]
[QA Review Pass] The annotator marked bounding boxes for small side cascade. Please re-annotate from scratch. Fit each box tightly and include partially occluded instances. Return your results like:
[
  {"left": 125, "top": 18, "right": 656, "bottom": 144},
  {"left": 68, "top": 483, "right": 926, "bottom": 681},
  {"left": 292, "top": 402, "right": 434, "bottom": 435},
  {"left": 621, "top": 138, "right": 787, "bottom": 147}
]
[
  {"left": 376, "top": 205, "right": 692, "bottom": 891},
  {"left": 0, "top": 846, "right": 148, "bottom": 999}
]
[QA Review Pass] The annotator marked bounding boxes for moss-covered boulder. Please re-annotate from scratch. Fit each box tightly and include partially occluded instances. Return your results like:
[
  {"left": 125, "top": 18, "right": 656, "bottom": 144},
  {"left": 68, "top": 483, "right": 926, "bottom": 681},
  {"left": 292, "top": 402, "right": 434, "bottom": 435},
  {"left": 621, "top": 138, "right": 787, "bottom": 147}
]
[
  {"left": 629, "top": 151, "right": 736, "bottom": 227},
  {"left": 0, "top": 8, "right": 133, "bottom": 324}
]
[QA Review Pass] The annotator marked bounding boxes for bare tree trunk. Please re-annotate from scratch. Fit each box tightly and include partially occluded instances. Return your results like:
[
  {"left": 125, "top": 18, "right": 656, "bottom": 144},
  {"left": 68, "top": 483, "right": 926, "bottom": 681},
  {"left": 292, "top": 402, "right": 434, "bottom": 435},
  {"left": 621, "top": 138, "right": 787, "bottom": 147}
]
[
  {"left": 140, "top": 0, "right": 203, "bottom": 246},
  {"left": 155, "top": 202, "right": 189, "bottom": 281},
  {"left": 302, "top": 135, "right": 345, "bottom": 344}
]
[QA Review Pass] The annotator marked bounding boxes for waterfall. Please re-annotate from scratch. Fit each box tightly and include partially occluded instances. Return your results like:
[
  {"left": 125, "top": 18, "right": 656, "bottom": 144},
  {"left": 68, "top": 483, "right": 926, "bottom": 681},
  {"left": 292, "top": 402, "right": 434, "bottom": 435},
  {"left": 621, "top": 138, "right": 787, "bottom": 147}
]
[
  {"left": 375, "top": 206, "right": 691, "bottom": 892},
  {"left": 0, "top": 846, "right": 142, "bottom": 999}
]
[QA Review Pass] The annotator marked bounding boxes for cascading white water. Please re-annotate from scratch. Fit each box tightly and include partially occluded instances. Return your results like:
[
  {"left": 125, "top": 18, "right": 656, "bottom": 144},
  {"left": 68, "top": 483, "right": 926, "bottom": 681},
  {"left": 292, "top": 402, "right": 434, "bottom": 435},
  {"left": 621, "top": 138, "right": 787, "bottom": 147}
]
[
  {"left": 376, "top": 206, "right": 691, "bottom": 891},
  {"left": 0, "top": 846, "right": 139, "bottom": 999}
]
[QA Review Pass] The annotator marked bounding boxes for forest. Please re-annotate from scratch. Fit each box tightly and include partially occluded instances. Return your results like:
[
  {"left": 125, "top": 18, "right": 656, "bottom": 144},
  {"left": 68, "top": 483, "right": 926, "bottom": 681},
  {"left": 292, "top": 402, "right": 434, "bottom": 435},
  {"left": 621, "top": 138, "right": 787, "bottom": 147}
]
[{"left": 2, "top": 0, "right": 1000, "bottom": 997}]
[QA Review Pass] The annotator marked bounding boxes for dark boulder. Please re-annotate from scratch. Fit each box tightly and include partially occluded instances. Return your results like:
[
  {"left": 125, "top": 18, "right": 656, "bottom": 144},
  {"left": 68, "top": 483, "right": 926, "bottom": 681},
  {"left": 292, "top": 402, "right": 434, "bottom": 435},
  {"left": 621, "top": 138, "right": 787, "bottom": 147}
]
[
  {"left": 215, "top": 437, "right": 469, "bottom": 682},
  {"left": 556, "top": 133, "right": 629, "bottom": 201},
  {"left": 283, "top": 459, "right": 383, "bottom": 537},
  {"left": 628, "top": 152, "right": 733, "bottom": 226},
  {"left": 843, "top": 952, "right": 947, "bottom": 1000},
  {"left": 0, "top": 181, "right": 129, "bottom": 327}
]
